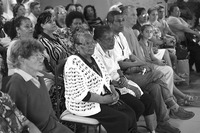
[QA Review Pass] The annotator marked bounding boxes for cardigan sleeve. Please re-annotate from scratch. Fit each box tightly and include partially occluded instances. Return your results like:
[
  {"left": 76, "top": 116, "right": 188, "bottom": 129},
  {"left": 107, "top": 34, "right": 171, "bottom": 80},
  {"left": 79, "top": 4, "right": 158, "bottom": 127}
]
[
  {"left": 7, "top": 76, "right": 28, "bottom": 117},
  {"left": 64, "top": 57, "right": 90, "bottom": 102}
]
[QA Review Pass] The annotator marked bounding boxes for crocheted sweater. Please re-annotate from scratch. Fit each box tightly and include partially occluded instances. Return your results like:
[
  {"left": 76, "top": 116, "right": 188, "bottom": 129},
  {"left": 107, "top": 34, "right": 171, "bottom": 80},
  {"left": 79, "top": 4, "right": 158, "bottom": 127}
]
[{"left": 64, "top": 54, "right": 111, "bottom": 116}]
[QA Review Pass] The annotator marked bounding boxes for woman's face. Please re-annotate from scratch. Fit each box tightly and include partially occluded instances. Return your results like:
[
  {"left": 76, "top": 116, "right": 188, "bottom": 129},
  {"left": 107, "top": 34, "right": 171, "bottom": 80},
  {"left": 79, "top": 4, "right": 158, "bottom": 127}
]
[
  {"left": 24, "top": 51, "right": 45, "bottom": 72},
  {"left": 16, "top": 5, "right": 26, "bottom": 17},
  {"left": 142, "top": 26, "right": 153, "bottom": 40},
  {"left": 42, "top": 16, "right": 57, "bottom": 33},
  {"left": 78, "top": 34, "right": 96, "bottom": 56},
  {"left": 100, "top": 31, "right": 115, "bottom": 50},
  {"left": 68, "top": 5, "right": 76, "bottom": 13},
  {"left": 86, "top": 7, "right": 95, "bottom": 18},
  {"left": 149, "top": 10, "right": 158, "bottom": 22},
  {"left": 138, "top": 10, "right": 148, "bottom": 24},
  {"left": 57, "top": 7, "right": 67, "bottom": 21},
  {"left": 17, "top": 19, "right": 33, "bottom": 38},
  {"left": 70, "top": 18, "right": 83, "bottom": 31}
]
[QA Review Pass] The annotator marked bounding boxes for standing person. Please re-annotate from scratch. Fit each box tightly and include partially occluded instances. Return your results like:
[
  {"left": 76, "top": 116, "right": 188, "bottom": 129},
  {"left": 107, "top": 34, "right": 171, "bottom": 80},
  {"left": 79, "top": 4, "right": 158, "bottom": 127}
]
[
  {"left": 6, "top": 38, "right": 74, "bottom": 133},
  {"left": 64, "top": 29, "right": 137, "bottom": 133},
  {"left": 27, "top": 1, "right": 41, "bottom": 28}
]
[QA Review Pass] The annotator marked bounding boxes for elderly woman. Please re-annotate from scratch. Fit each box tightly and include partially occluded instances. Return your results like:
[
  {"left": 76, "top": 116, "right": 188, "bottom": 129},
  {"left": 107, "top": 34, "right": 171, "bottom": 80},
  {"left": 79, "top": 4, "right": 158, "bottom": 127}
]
[
  {"left": 64, "top": 29, "right": 137, "bottom": 133},
  {"left": 54, "top": 5, "right": 67, "bottom": 28},
  {"left": 6, "top": 38, "right": 74, "bottom": 133}
]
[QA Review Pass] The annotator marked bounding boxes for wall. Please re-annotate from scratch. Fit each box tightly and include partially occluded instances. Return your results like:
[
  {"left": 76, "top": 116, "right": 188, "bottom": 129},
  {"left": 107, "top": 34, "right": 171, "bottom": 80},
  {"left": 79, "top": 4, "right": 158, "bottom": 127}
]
[{"left": 40, "top": 0, "right": 72, "bottom": 10}]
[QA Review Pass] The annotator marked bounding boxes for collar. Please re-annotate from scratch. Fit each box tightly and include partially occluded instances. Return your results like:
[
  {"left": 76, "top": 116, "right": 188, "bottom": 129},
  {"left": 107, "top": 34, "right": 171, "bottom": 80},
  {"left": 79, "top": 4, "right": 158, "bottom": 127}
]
[
  {"left": 41, "top": 32, "right": 59, "bottom": 42},
  {"left": 14, "top": 69, "right": 43, "bottom": 82},
  {"left": 95, "top": 43, "right": 109, "bottom": 57}
]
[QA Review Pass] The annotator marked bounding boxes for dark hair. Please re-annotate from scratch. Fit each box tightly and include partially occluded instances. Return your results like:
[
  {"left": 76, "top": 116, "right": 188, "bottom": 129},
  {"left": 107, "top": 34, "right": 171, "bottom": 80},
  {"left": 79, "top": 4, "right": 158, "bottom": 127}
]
[
  {"left": 10, "top": 16, "right": 30, "bottom": 40},
  {"left": 93, "top": 25, "right": 112, "bottom": 40},
  {"left": 65, "top": 3, "right": 75, "bottom": 11},
  {"left": 65, "top": 11, "right": 84, "bottom": 27},
  {"left": 30, "top": 1, "right": 40, "bottom": 10},
  {"left": 138, "top": 24, "right": 152, "bottom": 40},
  {"left": 106, "top": 10, "right": 122, "bottom": 23},
  {"left": 83, "top": 5, "right": 97, "bottom": 20},
  {"left": 10, "top": 38, "right": 45, "bottom": 68},
  {"left": 75, "top": 3, "right": 83, "bottom": 8},
  {"left": 136, "top": 7, "right": 146, "bottom": 16},
  {"left": 13, "top": 3, "right": 25, "bottom": 17},
  {"left": 168, "top": 4, "right": 178, "bottom": 16},
  {"left": 33, "top": 12, "right": 52, "bottom": 39},
  {"left": 44, "top": 5, "right": 53, "bottom": 11}
]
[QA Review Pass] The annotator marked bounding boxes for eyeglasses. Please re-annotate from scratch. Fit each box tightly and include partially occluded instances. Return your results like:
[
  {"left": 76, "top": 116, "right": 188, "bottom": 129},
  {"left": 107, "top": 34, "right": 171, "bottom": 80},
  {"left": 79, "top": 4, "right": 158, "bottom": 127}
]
[
  {"left": 58, "top": 11, "right": 67, "bottom": 15},
  {"left": 32, "top": 53, "right": 45, "bottom": 60},
  {"left": 77, "top": 40, "right": 97, "bottom": 47}
]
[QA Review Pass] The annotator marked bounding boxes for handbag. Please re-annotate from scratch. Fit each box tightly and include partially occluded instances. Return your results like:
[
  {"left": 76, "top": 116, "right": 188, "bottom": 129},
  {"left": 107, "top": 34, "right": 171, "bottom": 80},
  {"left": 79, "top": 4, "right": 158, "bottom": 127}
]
[{"left": 176, "top": 42, "right": 189, "bottom": 60}]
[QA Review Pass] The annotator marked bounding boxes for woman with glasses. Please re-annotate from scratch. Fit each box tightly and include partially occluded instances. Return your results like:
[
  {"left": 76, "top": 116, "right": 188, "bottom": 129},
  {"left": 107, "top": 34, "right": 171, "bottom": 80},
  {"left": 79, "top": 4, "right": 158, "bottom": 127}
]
[
  {"left": 6, "top": 38, "right": 74, "bottom": 133},
  {"left": 54, "top": 5, "right": 67, "bottom": 29},
  {"left": 64, "top": 28, "right": 137, "bottom": 133}
]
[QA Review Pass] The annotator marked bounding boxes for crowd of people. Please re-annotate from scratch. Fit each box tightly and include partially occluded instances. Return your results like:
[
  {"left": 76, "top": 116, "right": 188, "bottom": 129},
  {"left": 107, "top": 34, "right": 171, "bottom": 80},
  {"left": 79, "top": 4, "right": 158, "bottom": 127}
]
[{"left": 0, "top": 0, "right": 200, "bottom": 133}]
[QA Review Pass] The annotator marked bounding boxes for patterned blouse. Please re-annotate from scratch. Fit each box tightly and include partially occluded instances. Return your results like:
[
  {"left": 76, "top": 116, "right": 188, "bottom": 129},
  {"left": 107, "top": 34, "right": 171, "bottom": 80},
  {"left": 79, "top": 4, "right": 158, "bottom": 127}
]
[
  {"left": 64, "top": 54, "right": 111, "bottom": 116},
  {"left": 0, "top": 91, "right": 27, "bottom": 133},
  {"left": 39, "top": 32, "right": 72, "bottom": 69}
]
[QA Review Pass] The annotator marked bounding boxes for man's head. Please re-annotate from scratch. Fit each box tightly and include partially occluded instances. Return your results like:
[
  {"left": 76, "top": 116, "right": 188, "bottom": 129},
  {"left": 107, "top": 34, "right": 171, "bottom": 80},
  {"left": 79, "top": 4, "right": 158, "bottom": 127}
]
[
  {"left": 136, "top": 7, "right": 148, "bottom": 24},
  {"left": 122, "top": 5, "right": 137, "bottom": 27},
  {"left": 30, "top": 1, "right": 41, "bottom": 17},
  {"left": 169, "top": 5, "right": 180, "bottom": 17},
  {"left": 107, "top": 10, "right": 124, "bottom": 34},
  {"left": 156, "top": 4, "right": 165, "bottom": 19}
]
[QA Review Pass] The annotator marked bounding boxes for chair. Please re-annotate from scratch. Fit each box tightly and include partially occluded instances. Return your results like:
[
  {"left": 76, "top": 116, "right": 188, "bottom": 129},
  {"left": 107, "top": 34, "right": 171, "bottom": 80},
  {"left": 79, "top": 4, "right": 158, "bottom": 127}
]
[
  {"left": 60, "top": 110, "right": 101, "bottom": 133},
  {"left": 55, "top": 59, "right": 102, "bottom": 133}
]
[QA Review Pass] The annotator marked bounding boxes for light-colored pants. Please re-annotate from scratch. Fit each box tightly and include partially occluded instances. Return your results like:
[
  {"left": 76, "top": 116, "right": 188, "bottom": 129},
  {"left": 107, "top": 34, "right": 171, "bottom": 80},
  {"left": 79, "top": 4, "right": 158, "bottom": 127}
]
[{"left": 154, "top": 65, "right": 174, "bottom": 94}]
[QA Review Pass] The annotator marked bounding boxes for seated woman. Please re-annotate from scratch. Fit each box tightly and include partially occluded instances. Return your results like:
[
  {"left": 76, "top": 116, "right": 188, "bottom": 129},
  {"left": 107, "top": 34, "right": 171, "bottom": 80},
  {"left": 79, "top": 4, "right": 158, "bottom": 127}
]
[
  {"left": 6, "top": 38, "right": 74, "bottom": 133},
  {"left": 0, "top": 91, "right": 41, "bottom": 133},
  {"left": 64, "top": 29, "right": 137, "bottom": 133},
  {"left": 84, "top": 5, "right": 103, "bottom": 29}
]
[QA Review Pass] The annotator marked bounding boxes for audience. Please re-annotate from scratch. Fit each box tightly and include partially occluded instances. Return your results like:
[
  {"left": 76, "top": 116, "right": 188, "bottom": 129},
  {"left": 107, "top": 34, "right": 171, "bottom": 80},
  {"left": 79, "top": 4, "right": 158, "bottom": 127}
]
[{"left": 0, "top": 2, "right": 198, "bottom": 133}]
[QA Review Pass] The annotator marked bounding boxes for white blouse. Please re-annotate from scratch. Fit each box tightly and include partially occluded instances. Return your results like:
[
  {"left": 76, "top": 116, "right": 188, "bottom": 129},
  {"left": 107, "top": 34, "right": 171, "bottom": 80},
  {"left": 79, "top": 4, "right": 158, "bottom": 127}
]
[{"left": 64, "top": 54, "right": 111, "bottom": 116}]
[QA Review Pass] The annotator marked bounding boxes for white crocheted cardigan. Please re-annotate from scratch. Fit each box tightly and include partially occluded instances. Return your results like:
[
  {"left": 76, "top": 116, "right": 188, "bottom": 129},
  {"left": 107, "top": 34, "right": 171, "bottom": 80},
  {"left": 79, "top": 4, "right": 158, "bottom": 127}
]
[{"left": 64, "top": 54, "right": 112, "bottom": 116}]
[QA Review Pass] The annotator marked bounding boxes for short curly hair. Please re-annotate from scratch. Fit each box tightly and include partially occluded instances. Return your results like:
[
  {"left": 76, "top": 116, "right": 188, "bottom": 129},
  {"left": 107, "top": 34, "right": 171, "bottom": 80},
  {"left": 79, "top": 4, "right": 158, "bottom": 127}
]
[
  {"left": 65, "top": 11, "right": 85, "bottom": 27},
  {"left": 10, "top": 38, "right": 45, "bottom": 68}
]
